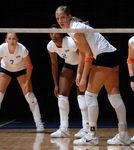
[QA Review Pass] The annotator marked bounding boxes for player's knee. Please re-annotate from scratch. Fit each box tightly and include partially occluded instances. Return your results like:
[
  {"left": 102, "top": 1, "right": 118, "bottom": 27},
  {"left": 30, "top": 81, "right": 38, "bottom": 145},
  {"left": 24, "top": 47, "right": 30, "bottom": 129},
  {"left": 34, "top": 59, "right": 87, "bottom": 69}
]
[
  {"left": 108, "top": 94, "right": 124, "bottom": 108},
  {"left": 58, "top": 95, "right": 69, "bottom": 110},
  {"left": 25, "top": 92, "right": 37, "bottom": 111},
  {"left": 85, "top": 90, "right": 98, "bottom": 107},
  {"left": 77, "top": 95, "right": 87, "bottom": 110}
]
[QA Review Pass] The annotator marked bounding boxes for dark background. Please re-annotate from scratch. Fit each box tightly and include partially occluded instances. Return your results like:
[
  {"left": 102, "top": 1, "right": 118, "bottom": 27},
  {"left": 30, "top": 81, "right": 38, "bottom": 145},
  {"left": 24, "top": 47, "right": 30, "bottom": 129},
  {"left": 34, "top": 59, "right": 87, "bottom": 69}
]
[{"left": 0, "top": 0, "right": 134, "bottom": 127}]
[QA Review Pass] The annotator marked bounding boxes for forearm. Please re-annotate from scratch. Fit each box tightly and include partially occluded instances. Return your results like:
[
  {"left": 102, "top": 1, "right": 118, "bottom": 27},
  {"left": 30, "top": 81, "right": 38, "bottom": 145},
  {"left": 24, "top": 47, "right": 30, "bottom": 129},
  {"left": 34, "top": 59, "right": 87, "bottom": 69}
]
[
  {"left": 26, "top": 67, "right": 32, "bottom": 82},
  {"left": 77, "top": 52, "right": 84, "bottom": 75},
  {"left": 52, "top": 64, "right": 59, "bottom": 87},
  {"left": 128, "top": 63, "right": 134, "bottom": 76},
  {"left": 81, "top": 61, "right": 91, "bottom": 80}
]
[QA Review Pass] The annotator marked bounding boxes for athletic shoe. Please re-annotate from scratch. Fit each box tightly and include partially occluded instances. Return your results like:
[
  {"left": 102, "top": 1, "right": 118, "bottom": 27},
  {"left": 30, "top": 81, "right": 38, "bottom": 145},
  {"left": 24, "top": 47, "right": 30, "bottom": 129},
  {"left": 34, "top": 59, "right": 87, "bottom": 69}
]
[
  {"left": 107, "top": 132, "right": 131, "bottom": 146},
  {"left": 50, "top": 128, "right": 70, "bottom": 138},
  {"left": 36, "top": 123, "right": 45, "bottom": 132},
  {"left": 74, "top": 128, "right": 88, "bottom": 138},
  {"left": 131, "top": 136, "right": 134, "bottom": 142},
  {"left": 73, "top": 133, "right": 99, "bottom": 145}
]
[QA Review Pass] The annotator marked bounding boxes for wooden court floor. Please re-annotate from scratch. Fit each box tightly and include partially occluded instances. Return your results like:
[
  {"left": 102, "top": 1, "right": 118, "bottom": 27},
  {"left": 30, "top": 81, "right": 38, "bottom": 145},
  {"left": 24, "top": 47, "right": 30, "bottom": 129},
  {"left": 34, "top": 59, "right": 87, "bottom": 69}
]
[{"left": 0, "top": 128, "right": 134, "bottom": 150}]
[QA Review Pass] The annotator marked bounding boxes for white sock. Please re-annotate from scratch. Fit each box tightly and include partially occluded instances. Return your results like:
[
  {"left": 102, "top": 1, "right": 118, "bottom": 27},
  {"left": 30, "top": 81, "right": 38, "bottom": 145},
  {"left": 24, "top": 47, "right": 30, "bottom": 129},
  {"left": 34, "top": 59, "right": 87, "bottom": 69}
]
[
  {"left": 77, "top": 95, "right": 88, "bottom": 129},
  {"left": 25, "top": 92, "right": 42, "bottom": 126},
  {"left": 58, "top": 95, "right": 69, "bottom": 129}
]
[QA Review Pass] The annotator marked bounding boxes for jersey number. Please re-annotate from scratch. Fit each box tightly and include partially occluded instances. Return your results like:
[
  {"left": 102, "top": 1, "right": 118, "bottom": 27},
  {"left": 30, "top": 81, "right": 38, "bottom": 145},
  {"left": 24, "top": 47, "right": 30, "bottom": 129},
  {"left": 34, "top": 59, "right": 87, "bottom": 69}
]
[{"left": 10, "top": 60, "right": 14, "bottom": 64}]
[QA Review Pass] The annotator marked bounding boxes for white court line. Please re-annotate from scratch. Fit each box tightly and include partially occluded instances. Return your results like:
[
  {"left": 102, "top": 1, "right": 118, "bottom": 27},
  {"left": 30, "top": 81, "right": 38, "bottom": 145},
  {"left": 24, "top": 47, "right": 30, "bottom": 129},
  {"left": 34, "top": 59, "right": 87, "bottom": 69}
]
[{"left": 0, "top": 119, "right": 16, "bottom": 127}]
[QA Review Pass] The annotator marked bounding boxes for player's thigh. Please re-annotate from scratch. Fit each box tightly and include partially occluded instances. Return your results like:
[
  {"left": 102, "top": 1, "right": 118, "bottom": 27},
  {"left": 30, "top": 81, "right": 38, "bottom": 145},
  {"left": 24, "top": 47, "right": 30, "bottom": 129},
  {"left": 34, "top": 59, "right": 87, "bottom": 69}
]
[
  {"left": 0, "top": 73, "right": 11, "bottom": 94},
  {"left": 87, "top": 65, "right": 113, "bottom": 94},
  {"left": 104, "top": 65, "right": 120, "bottom": 94},
  {"left": 59, "top": 68, "right": 76, "bottom": 96}
]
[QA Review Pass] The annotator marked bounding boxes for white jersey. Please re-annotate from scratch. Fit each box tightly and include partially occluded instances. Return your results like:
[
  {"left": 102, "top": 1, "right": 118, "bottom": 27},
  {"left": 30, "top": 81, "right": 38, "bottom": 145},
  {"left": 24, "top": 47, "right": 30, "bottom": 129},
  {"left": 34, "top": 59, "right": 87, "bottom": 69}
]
[
  {"left": 68, "top": 20, "right": 116, "bottom": 59},
  {"left": 0, "top": 42, "right": 29, "bottom": 72},
  {"left": 47, "top": 36, "right": 79, "bottom": 65},
  {"left": 129, "top": 36, "right": 134, "bottom": 49}
]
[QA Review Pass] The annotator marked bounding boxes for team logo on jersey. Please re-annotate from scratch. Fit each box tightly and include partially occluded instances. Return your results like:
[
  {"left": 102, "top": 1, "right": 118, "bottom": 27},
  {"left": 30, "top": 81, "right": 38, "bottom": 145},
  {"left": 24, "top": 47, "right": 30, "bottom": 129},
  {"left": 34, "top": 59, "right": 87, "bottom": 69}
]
[
  {"left": 62, "top": 54, "right": 68, "bottom": 59},
  {"left": 16, "top": 55, "right": 21, "bottom": 58},
  {"left": 65, "top": 49, "right": 69, "bottom": 52}
]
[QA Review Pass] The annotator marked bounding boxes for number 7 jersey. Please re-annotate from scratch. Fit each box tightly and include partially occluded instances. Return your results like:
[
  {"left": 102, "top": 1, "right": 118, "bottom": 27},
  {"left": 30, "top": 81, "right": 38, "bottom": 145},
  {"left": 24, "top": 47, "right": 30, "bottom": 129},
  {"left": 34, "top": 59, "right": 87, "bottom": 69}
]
[{"left": 0, "top": 42, "right": 29, "bottom": 72}]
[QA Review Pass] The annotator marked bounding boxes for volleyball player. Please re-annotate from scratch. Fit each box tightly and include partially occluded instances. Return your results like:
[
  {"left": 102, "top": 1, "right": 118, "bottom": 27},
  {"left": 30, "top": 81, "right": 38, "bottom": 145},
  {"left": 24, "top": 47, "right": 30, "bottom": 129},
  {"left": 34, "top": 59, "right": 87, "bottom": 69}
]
[
  {"left": 0, "top": 33, "right": 44, "bottom": 132},
  {"left": 127, "top": 36, "right": 134, "bottom": 143},
  {"left": 47, "top": 24, "right": 89, "bottom": 138},
  {"left": 55, "top": 6, "right": 131, "bottom": 145}
]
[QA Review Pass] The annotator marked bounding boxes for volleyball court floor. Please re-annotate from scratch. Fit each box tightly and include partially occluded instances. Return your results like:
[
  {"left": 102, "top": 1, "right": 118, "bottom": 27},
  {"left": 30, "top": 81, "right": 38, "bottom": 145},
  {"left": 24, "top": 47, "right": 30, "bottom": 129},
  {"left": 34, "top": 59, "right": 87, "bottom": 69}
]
[{"left": 0, "top": 119, "right": 134, "bottom": 150}]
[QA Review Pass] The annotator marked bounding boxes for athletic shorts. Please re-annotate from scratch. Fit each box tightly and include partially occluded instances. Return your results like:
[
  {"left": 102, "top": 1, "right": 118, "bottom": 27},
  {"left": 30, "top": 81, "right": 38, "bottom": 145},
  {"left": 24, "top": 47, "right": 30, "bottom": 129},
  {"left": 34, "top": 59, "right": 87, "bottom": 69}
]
[
  {"left": 92, "top": 50, "right": 119, "bottom": 68},
  {"left": 63, "top": 63, "right": 78, "bottom": 72},
  {"left": 0, "top": 67, "right": 26, "bottom": 78}
]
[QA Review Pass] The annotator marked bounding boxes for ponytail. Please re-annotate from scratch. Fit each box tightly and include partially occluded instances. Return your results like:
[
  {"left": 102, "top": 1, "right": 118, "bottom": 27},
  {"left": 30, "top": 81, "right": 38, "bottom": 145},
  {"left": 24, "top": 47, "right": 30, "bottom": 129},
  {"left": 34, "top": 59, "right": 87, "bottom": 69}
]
[{"left": 71, "top": 16, "right": 90, "bottom": 25}]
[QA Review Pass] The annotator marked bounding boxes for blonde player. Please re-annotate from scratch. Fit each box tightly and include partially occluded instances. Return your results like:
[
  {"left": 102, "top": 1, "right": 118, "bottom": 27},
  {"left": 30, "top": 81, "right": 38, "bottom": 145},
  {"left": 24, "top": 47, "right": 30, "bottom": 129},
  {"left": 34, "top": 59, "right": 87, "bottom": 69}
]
[
  {"left": 0, "top": 33, "right": 44, "bottom": 132},
  {"left": 47, "top": 24, "right": 89, "bottom": 138},
  {"left": 55, "top": 6, "right": 131, "bottom": 145},
  {"left": 127, "top": 36, "right": 134, "bottom": 143}
]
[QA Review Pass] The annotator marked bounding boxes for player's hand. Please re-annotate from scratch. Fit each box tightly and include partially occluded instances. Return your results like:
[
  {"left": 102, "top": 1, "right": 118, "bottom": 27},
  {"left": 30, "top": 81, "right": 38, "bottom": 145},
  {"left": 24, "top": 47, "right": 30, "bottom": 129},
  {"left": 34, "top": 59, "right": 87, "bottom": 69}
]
[
  {"left": 24, "top": 80, "right": 30, "bottom": 94},
  {"left": 79, "top": 78, "right": 87, "bottom": 92},
  {"left": 54, "top": 86, "right": 59, "bottom": 98},
  {"left": 76, "top": 73, "right": 81, "bottom": 86},
  {"left": 131, "top": 82, "right": 134, "bottom": 91}
]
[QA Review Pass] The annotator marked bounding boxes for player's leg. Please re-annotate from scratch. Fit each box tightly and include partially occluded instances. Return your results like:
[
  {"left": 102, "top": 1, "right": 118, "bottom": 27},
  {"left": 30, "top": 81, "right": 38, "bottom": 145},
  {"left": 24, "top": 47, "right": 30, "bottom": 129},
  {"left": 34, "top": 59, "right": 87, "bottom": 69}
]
[
  {"left": 0, "top": 72, "right": 11, "bottom": 109},
  {"left": 17, "top": 74, "right": 44, "bottom": 132},
  {"left": 74, "top": 65, "right": 113, "bottom": 145},
  {"left": 74, "top": 90, "right": 89, "bottom": 138},
  {"left": 51, "top": 67, "right": 76, "bottom": 138},
  {"left": 105, "top": 66, "right": 131, "bottom": 145}
]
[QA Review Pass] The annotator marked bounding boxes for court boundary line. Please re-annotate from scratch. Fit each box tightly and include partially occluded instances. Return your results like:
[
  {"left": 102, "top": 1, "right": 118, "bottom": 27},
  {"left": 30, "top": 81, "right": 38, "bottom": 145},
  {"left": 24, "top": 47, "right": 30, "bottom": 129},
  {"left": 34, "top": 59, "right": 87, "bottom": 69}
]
[{"left": 0, "top": 119, "right": 16, "bottom": 127}]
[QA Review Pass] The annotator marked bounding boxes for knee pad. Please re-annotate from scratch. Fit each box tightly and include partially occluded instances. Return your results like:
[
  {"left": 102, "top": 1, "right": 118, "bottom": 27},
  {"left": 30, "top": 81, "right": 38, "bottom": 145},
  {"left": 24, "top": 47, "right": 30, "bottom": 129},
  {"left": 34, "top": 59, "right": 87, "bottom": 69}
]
[
  {"left": 58, "top": 95, "right": 69, "bottom": 110},
  {"left": 77, "top": 95, "right": 87, "bottom": 110},
  {"left": 85, "top": 90, "right": 98, "bottom": 107},
  {"left": 25, "top": 92, "right": 37, "bottom": 111},
  {"left": 108, "top": 94, "right": 124, "bottom": 109}
]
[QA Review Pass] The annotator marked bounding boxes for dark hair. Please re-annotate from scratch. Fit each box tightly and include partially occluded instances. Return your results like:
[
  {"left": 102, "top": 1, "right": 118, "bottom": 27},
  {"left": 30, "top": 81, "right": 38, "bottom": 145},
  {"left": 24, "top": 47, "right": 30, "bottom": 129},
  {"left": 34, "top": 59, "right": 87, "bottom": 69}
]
[
  {"left": 50, "top": 24, "right": 66, "bottom": 38},
  {"left": 50, "top": 24, "right": 61, "bottom": 28},
  {"left": 56, "top": 6, "right": 90, "bottom": 25}
]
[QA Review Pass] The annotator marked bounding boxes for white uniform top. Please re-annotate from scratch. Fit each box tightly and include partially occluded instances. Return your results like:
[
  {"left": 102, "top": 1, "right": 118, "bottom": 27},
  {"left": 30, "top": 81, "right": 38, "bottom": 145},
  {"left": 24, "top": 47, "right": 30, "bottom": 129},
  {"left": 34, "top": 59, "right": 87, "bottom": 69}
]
[
  {"left": 0, "top": 42, "right": 29, "bottom": 72},
  {"left": 129, "top": 36, "right": 134, "bottom": 49},
  {"left": 68, "top": 20, "right": 116, "bottom": 59},
  {"left": 47, "top": 36, "right": 79, "bottom": 65}
]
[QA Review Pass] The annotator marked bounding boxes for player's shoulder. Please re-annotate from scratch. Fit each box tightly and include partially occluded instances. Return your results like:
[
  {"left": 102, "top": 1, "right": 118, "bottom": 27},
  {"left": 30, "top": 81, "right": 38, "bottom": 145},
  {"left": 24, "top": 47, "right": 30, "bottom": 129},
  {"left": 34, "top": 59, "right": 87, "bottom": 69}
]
[
  {"left": 63, "top": 36, "right": 75, "bottom": 44},
  {"left": 17, "top": 42, "right": 26, "bottom": 49}
]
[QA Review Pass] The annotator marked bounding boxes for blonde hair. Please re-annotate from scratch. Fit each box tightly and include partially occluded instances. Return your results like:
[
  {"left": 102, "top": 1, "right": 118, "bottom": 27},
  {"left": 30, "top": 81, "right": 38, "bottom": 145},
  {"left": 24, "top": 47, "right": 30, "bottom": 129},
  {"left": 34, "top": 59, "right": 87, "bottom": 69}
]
[
  {"left": 56, "top": 6, "right": 90, "bottom": 25},
  {"left": 6, "top": 32, "right": 18, "bottom": 38}
]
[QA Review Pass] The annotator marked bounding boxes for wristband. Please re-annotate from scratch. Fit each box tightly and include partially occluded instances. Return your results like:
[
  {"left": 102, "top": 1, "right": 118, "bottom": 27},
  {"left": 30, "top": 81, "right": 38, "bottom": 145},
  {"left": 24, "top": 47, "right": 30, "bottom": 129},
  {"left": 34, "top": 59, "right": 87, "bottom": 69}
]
[
  {"left": 127, "top": 59, "right": 134, "bottom": 64},
  {"left": 85, "top": 56, "right": 93, "bottom": 62},
  {"left": 130, "top": 76, "right": 134, "bottom": 82},
  {"left": 27, "top": 65, "right": 33, "bottom": 69}
]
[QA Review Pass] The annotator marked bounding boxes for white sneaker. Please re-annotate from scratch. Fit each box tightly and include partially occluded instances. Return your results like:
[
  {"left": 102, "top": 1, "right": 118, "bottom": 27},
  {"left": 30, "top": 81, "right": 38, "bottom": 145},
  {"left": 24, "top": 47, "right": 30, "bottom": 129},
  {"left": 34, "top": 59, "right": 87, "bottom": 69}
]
[
  {"left": 107, "top": 132, "right": 131, "bottom": 146},
  {"left": 51, "top": 128, "right": 70, "bottom": 138},
  {"left": 73, "top": 133, "right": 99, "bottom": 145},
  {"left": 131, "top": 136, "right": 134, "bottom": 142},
  {"left": 74, "top": 128, "right": 88, "bottom": 138},
  {"left": 36, "top": 123, "right": 45, "bottom": 132}
]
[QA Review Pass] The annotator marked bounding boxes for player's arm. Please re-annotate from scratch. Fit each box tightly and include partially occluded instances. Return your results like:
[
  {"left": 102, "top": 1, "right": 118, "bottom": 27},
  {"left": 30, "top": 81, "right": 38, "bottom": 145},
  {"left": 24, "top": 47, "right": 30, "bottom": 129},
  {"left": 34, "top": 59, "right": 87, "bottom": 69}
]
[
  {"left": 48, "top": 51, "right": 59, "bottom": 98},
  {"left": 74, "top": 33, "right": 93, "bottom": 92},
  {"left": 127, "top": 39, "right": 134, "bottom": 91},
  {"left": 24, "top": 54, "right": 33, "bottom": 82}
]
